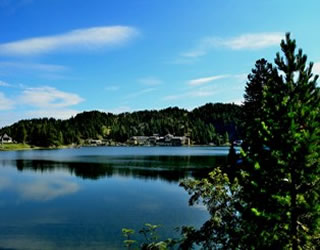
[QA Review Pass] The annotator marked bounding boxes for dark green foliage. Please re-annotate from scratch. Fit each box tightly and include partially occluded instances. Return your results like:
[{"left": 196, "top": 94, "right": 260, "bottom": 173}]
[
  {"left": 180, "top": 168, "right": 242, "bottom": 249},
  {"left": 15, "top": 123, "right": 27, "bottom": 143},
  {"left": 191, "top": 103, "right": 243, "bottom": 142},
  {"left": 244, "top": 58, "right": 272, "bottom": 118},
  {"left": 239, "top": 33, "right": 320, "bottom": 249},
  {"left": 122, "top": 223, "right": 178, "bottom": 250},
  {"left": 0, "top": 103, "right": 243, "bottom": 147},
  {"left": 243, "top": 58, "right": 273, "bottom": 150},
  {"left": 175, "top": 33, "right": 319, "bottom": 249},
  {"left": 122, "top": 228, "right": 137, "bottom": 249}
]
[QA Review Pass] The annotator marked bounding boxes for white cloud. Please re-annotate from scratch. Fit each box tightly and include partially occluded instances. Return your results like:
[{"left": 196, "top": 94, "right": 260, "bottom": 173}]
[
  {"left": 218, "top": 32, "right": 284, "bottom": 50},
  {"left": 0, "top": 26, "right": 138, "bottom": 56},
  {"left": 0, "top": 92, "right": 14, "bottom": 110},
  {"left": 0, "top": 80, "right": 11, "bottom": 87},
  {"left": 313, "top": 62, "right": 320, "bottom": 75},
  {"left": 138, "top": 77, "right": 163, "bottom": 86},
  {"left": 183, "top": 32, "right": 284, "bottom": 58},
  {"left": 104, "top": 86, "right": 120, "bottom": 91},
  {"left": 0, "top": 61, "right": 67, "bottom": 72},
  {"left": 165, "top": 72, "right": 247, "bottom": 101},
  {"left": 164, "top": 86, "right": 217, "bottom": 101},
  {"left": 125, "top": 88, "right": 156, "bottom": 99},
  {"left": 188, "top": 75, "right": 228, "bottom": 86},
  {"left": 0, "top": 86, "right": 83, "bottom": 127},
  {"left": 20, "top": 86, "right": 84, "bottom": 108}
]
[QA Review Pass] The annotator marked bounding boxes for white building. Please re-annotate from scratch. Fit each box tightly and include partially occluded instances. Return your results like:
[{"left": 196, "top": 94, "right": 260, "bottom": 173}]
[{"left": 1, "top": 133, "right": 13, "bottom": 144}]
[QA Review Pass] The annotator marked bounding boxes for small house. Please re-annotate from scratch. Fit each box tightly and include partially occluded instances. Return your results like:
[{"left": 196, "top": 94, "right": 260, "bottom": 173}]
[{"left": 1, "top": 133, "right": 13, "bottom": 144}]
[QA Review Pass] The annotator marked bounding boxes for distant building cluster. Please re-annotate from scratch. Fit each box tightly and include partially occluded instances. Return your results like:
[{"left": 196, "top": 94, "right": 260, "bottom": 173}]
[
  {"left": 127, "top": 134, "right": 190, "bottom": 146},
  {"left": 85, "top": 134, "right": 191, "bottom": 146}
]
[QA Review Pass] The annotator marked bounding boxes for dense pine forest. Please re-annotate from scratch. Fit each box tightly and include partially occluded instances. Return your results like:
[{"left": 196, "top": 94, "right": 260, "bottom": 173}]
[{"left": 0, "top": 103, "right": 243, "bottom": 147}]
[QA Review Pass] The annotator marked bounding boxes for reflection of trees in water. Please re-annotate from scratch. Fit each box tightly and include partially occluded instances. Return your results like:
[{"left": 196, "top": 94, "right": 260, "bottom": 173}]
[{"left": 12, "top": 156, "right": 227, "bottom": 182}]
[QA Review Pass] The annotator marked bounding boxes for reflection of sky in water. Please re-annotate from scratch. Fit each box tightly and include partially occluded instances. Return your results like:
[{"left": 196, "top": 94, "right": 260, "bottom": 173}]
[
  {"left": 0, "top": 166, "right": 80, "bottom": 202},
  {"left": 17, "top": 179, "right": 79, "bottom": 201},
  {"left": 0, "top": 147, "right": 227, "bottom": 249},
  {"left": 0, "top": 176, "right": 11, "bottom": 191}
]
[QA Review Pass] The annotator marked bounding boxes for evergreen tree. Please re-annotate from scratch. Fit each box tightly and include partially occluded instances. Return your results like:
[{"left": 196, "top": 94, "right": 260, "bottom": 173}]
[
  {"left": 240, "top": 33, "right": 320, "bottom": 249},
  {"left": 243, "top": 58, "right": 273, "bottom": 150},
  {"left": 180, "top": 33, "right": 319, "bottom": 249},
  {"left": 16, "top": 124, "right": 27, "bottom": 143},
  {"left": 244, "top": 59, "right": 272, "bottom": 116}
]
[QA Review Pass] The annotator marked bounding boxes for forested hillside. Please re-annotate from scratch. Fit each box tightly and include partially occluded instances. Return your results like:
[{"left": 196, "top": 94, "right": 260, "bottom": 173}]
[{"left": 0, "top": 103, "right": 243, "bottom": 147}]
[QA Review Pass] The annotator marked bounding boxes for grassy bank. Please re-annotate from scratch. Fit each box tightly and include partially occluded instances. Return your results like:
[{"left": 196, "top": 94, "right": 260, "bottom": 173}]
[
  {"left": 0, "top": 143, "right": 80, "bottom": 151},
  {"left": 0, "top": 143, "right": 35, "bottom": 151}
]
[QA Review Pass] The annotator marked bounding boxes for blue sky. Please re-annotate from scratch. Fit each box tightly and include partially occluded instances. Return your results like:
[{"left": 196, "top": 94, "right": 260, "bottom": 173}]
[{"left": 0, "top": 0, "right": 320, "bottom": 127}]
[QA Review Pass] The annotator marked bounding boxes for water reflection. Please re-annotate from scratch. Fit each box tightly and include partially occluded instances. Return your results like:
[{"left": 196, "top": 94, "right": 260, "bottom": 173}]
[
  {"left": 0, "top": 176, "right": 11, "bottom": 191},
  {"left": 0, "top": 174, "right": 79, "bottom": 202},
  {"left": 0, "top": 148, "right": 226, "bottom": 249},
  {"left": 9, "top": 155, "right": 227, "bottom": 182},
  {"left": 17, "top": 179, "right": 79, "bottom": 201}
]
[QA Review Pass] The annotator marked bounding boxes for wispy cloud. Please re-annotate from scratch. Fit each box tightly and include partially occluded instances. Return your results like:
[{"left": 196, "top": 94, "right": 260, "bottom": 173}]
[
  {"left": 164, "top": 86, "right": 217, "bottom": 101},
  {"left": 0, "top": 61, "right": 67, "bottom": 72},
  {"left": 20, "top": 86, "right": 84, "bottom": 108},
  {"left": 0, "top": 80, "right": 11, "bottom": 87},
  {"left": 165, "top": 73, "right": 247, "bottom": 101},
  {"left": 0, "top": 92, "right": 14, "bottom": 110},
  {"left": 216, "top": 32, "right": 284, "bottom": 50},
  {"left": 138, "top": 77, "right": 163, "bottom": 86},
  {"left": 0, "top": 86, "right": 83, "bottom": 126},
  {"left": 188, "top": 73, "right": 247, "bottom": 87},
  {"left": 125, "top": 88, "right": 156, "bottom": 99},
  {"left": 188, "top": 75, "right": 228, "bottom": 86},
  {"left": 0, "top": 26, "right": 139, "bottom": 56},
  {"left": 183, "top": 32, "right": 284, "bottom": 58},
  {"left": 104, "top": 85, "right": 120, "bottom": 91}
]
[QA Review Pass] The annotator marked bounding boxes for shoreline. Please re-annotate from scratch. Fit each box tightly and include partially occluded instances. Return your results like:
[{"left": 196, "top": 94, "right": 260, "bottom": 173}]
[{"left": 0, "top": 143, "right": 232, "bottom": 152}]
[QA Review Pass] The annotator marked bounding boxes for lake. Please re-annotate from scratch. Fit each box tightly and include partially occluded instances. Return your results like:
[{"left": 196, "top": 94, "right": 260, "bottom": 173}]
[{"left": 0, "top": 146, "right": 229, "bottom": 249}]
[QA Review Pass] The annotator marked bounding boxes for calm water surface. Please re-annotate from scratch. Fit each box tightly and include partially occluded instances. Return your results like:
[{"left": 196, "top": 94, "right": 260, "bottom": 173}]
[{"left": 0, "top": 146, "right": 229, "bottom": 249}]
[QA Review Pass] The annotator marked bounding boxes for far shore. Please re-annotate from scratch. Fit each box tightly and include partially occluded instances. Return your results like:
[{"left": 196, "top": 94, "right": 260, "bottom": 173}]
[{"left": 0, "top": 143, "right": 232, "bottom": 152}]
